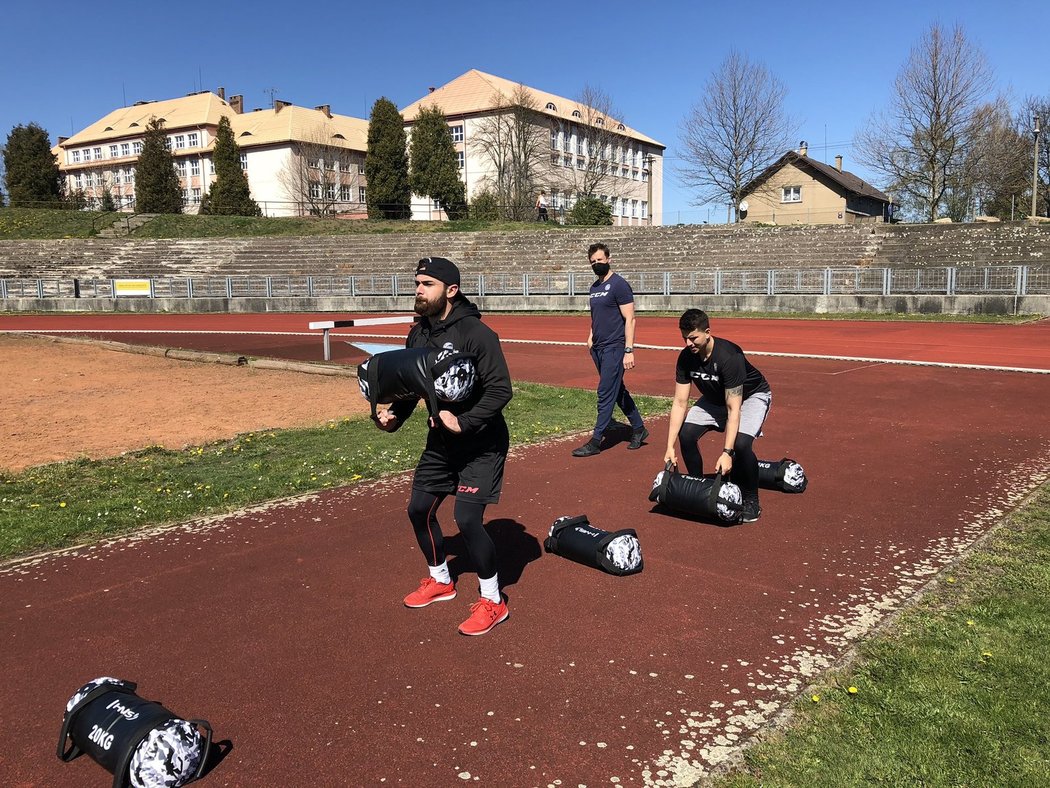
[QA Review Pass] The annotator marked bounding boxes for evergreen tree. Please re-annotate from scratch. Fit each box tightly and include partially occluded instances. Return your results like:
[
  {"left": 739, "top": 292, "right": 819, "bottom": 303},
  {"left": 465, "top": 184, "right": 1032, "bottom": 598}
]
[
  {"left": 2, "top": 123, "right": 62, "bottom": 207},
  {"left": 202, "top": 115, "right": 261, "bottom": 216},
  {"left": 135, "top": 117, "right": 183, "bottom": 214},
  {"left": 409, "top": 106, "right": 467, "bottom": 219},
  {"left": 365, "top": 98, "right": 410, "bottom": 219}
]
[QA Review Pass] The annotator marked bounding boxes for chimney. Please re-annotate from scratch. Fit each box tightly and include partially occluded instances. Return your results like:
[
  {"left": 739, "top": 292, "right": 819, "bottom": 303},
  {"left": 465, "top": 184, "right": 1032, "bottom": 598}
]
[
  {"left": 274, "top": 99, "right": 291, "bottom": 112},
  {"left": 315, "top": 104, "right": 332, "bottom": 118},
  {"left": 229, "top": 94, "right": 244, "bottom": 114},
  {"left": 217, "top": 86, "right": 225, "bottom": 100},
  {"left": 799, "top": 140, "right": 808, "bottom": 157},
  {"left": 835, "top": 155, "right": 843, "bottom": 172},
  {"left": 428, "top": 86, "right": 436, "bottom": 93}
]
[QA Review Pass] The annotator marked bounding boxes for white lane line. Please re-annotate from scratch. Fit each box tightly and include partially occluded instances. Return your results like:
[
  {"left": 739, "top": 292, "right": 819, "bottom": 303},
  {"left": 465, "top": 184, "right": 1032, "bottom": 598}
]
[{"left": 4, "top": 329, "right": 1048, "bottom": 374}]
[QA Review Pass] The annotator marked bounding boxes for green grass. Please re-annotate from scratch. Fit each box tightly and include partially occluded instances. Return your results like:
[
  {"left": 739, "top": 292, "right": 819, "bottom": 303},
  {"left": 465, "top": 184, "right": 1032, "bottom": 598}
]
[
  {"left": 0, "top": 382, "right": 668, "bottom": 559},
  {"left": 130, "top": 213, "right": 572, "bottom": 238},
  {"left": 0, "top": 207, "right": 121, "bottom": 239},
  {"left": 712, "top": 481, "right": 1050, "bottom": 788}
]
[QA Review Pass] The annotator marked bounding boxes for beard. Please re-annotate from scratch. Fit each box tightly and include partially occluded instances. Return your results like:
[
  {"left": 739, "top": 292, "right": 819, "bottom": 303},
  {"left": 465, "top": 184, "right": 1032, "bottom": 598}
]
[{"left": 414, "top": 291, "right": 448, "bottom": 318}]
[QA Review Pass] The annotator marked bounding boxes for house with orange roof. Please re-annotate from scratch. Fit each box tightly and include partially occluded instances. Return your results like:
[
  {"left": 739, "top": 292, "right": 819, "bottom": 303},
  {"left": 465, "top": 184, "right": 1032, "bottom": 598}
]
[
  {"left": 56, "top": 89, "right": 369, "bottom": 217},
  {"left": 401, "top": 70, "right": 664, "bottom": 225}
]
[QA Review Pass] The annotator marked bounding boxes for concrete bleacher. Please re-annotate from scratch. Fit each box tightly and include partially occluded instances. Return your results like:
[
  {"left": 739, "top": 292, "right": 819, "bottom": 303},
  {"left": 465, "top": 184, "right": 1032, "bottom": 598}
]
[{"left": 1, "top": 222, "right": 1048, "bottom": 281}]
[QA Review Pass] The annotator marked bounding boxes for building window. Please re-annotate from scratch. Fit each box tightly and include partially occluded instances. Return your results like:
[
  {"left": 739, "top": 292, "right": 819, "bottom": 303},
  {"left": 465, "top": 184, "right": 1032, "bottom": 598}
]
[
  {"left": 456, "top": 151, "right": 464, "bottom": 169},
  {"left": 192, "top": 188, "right": 201, "bottom": 203},
  {"left": 209, "top": 160, "right": 215, "bottom": 174},
  {"left": 545, "top": 102, "right": 557, "bottom": 111},
  {"left": 642, "top": 201, "right": 648, "bottom": 219},
  {"left": 121, "top": 143, "right": 130, "bottom": 156},
  {"left": 359, "top": 186, "right": 366, "bottom": 202},
  {"left": 576, "top": 157, "right": 585, "bottom": 170},
  {"left": 127, "top": 168, "right": 135, "bottom": 183},
  {"left": 309, "top": 183, "right": 322, "bottom": 199},
  {"left": 550, "top": 129, "right": 558, "bottom": 150},
  {"left": 572, "top": 110, "right": 581, "bottom": 118},
  {"left": 191, "top": 160, "right": 200, "bottom": 176},
  {"left": 182, "top": 189, "right": 190, "bottom": 204},
  {"left": 133, "top": 141, "right": 142, "bottom": 154},
  {"left": 576, "top": 139, "right": 584, "bottom": 155},
  {"left": 782, "top": 185, "right": 802, "bottom": 203},
  {"left": 551, "top": 153, "right": 560, "bottom": 166},
  {"left": 340, "top": 185, "right": 352, "bottom": 201},
  {"left": 164, "top": 137, "right": 171, "bottom": 150},
  {"left": 93, "top": 147, "right": 102, "bottom": 159},
  {"left": 74, "top": 174, "right": 83, "bottom": 189},
  {"left": 450, "top": 125, "right": 464, "bottom": 143},
  {"left": 631, "top": 199, "right": 638, "bottom": 218},
  {"left": 114, "top": 170, "right": 122, "bottom": 185},
  {"left": 358, "top": 162, "right": 365, "bottom": 174},
  {"left": 563, "top": 155, "right": 572, "bottom": 168},
  {"left": 175, "top": 135, "right": 185, "bottom": 149},
  {"left": 188, "top": 132, "right": 199, "bottom": 147},
  {"left": 310, "top": 157, "right": 321, "bottom": 169},
  {"left": 240, "top": 153, "right": 247, "bottom": 171},
  {"left": 72, "top": 150, "right": 81, "bottom": 163},
  {"left": 109, "top": 145, "right": 118, "bottom": 157},
  {"left": 642, "top": 168, "right": 649, "bottom": 182},
  {"left": 85, "top": 173, "right": 94, "bottom": 187},
  {"left": 82, "top": 149, "right": 92, "bottom": 161},
  {"left": 326, "top": 184, "right": 336, "bottom": 200}
]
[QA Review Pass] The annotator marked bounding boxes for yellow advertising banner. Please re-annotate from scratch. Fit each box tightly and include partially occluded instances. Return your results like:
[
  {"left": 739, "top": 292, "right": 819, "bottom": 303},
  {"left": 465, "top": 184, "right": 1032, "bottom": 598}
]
[{"left": 114, "top": 279, "right": 152, "bottom": 297}]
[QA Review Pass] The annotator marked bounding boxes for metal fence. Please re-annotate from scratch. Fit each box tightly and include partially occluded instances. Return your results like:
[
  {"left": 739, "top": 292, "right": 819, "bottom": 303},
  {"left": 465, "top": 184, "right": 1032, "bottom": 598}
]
[{"left": 1, "top": 265, "right": 1047, "bottom": 301}]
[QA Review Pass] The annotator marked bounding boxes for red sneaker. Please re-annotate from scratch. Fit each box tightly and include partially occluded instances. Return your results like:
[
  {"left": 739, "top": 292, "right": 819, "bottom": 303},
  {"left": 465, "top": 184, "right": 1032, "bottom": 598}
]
[
  {"left": 403, "top": 577, "right": 456, "bottom": 608},
  {"left": 458, "top": 598, "right": 509, "bottom": 636}
]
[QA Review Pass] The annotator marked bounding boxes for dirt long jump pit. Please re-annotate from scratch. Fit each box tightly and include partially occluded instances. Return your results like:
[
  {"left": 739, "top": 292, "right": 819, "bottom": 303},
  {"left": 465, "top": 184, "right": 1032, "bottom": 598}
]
[{"left": 0, "top": 334, "right": 369, "bottom": 472}]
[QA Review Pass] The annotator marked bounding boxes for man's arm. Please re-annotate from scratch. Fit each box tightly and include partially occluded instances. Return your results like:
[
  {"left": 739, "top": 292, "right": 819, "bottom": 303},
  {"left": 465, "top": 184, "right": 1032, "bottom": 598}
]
[
  {"left": 664, "top": 381, "right": 693, "bottom": 467},
  {"left": 619, "top": 301, "right": 636, "bottom": 370},
  {"left": 714, "top": 386, "right": 743, "bottom": 475},
  {"left": 449, "top": 323, "right": 513, "bottom": 435}
]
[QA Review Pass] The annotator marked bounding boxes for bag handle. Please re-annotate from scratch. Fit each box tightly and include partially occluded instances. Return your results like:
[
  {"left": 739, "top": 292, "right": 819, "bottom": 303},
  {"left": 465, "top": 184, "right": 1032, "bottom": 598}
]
[{"left": 56, "top": 681, "right": 137, "bottom": 762}]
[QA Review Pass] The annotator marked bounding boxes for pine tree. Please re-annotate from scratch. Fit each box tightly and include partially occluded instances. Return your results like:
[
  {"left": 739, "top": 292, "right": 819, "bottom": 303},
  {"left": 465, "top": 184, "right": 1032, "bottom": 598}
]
[
  {"left": 409, "top": 106, "right": 466, "bottom": 219},
  {"left": 365, "top": 98, "right": 410, "bottom": 219},
  {"left": 135, "top": 117, "right": 183, "bottom": 214},
  {"left": 202, "top": 115, "right": 260, "bottom": 216},
  {"left": 2, "top": 123, "right": 62, "bottom": 207}
]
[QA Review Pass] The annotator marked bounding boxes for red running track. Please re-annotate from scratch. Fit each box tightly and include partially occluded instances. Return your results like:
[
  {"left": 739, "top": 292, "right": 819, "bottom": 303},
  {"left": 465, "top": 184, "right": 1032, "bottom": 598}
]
[{"left": 2, "top": 313, "right": 1049, "bottom": 787}]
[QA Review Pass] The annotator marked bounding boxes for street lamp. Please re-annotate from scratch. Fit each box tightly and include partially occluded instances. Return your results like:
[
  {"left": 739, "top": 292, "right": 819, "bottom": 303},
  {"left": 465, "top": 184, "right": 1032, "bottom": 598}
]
[{"left": 1032, "top": 115, "right": 1041, "bottom": 219}]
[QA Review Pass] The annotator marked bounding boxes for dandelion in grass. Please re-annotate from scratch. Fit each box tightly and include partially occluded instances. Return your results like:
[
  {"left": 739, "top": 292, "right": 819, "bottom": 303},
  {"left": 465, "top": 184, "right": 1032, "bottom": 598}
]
[
  {"left": 946, "top": 576, "right": 956, "bottom": 584},
  {"left": 811, "top": 695, "right": 820, "bottom": 703},
  {"left": 848, "top": 686, "right": 858, "bottom": 694},
  {"left": 59, "top": 502, "right": 67, "bottom": 508},
  {"left": 966, "top": 619, "right": 975, "bottom": 626}
]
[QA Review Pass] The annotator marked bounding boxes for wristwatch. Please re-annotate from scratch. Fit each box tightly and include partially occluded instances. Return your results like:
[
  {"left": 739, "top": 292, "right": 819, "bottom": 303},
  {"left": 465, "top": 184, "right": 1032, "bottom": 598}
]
[
  {"left": 722, "top": 448, "right": 736, "bottom": 458},
  {"left": 624, "top": 347, "right": 633, "bottom": 354}
]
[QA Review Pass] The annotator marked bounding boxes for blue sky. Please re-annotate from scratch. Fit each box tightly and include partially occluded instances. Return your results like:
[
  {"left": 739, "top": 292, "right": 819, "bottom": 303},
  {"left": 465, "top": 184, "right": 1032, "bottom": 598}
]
[{"left": 4, "top": 0, "right": 1049, "bottom": 223}]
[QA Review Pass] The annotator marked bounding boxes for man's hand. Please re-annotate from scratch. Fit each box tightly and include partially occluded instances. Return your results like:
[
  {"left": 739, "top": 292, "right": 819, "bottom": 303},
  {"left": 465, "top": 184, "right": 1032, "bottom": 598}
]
[
  {"left": 714, "top": 452, "right": 733, "bottom": 475},
  {"left": 663, "top": 448, "right": 678, "bottom": 468},
  {"left": 623, "top": 352, "right": 636, "bottom": 371},
  {"left": 437, "top": 410, "right": 462, "bottom": 434},
  {"left": 375, "top": 408, "right": 398, "bottom": 432}
]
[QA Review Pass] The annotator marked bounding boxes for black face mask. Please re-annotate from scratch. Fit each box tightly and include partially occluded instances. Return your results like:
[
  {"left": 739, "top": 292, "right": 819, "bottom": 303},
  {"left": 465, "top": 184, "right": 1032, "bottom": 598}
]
[{"left": 591, "top": 262, "right": 611, "bottom": 277}]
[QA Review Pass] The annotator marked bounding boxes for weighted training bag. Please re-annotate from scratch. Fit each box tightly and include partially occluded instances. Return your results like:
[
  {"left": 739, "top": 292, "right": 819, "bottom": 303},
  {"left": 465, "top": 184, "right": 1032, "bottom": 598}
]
[
  {"left": 649, "top": 462, "right": 744, "bottom": 524},
  {"left": 57, "top": 677, "right": 212, "bottom": 788},
  {"left": 358, "top": 346, "right": 477, "bottom": 421},
  {"left": 757, "top": 457, "right": 808, "bottom": 493},
  {"left": 544, "top": 515, "right": 643, "bottom": 575}
]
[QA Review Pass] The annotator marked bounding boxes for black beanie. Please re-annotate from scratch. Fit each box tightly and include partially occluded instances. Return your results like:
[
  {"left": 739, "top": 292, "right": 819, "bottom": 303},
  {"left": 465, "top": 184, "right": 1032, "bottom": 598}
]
[{"left": 416, "top": 256, "right": 461, "bottom": 287}]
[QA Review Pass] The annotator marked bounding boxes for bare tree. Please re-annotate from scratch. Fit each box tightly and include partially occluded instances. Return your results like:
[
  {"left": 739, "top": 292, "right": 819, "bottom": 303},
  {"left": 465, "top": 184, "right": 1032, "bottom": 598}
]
[
  {"left": 550, "top": 84, "right": 631, "bottom": 202},
  {"left": 1021, "top": 96, "right": 1050, "bottom": 217},
  {"left": 470, "top": 84, "right": 548, "bottom": 221},
  {"left": 856, "top": 23, "right": 993, "bottom": 222},
  {"left": 678, "top": 51, "right": 795, "bottom": 221},
  {"left": 279, "top": 127, "right": 363, "bottom": 216}
]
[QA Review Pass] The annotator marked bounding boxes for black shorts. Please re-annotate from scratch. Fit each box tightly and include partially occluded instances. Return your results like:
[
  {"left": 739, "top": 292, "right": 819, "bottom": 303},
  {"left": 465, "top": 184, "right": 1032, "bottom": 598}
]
[{"left": 412, "top": 420, "right": 509, "bottom": 505}]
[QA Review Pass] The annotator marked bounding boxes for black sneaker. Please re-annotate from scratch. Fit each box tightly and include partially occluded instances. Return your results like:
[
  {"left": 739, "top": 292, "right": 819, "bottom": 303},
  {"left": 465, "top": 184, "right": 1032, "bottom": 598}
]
[
  {"left": 572, "top": 440, "right": 601, "bottom": 457},
  {"left": 627, "top": 427, "right": 649, "bottom": 450},
  {"left": 741, "top": 499, "right": 762, "bottom": 523}
]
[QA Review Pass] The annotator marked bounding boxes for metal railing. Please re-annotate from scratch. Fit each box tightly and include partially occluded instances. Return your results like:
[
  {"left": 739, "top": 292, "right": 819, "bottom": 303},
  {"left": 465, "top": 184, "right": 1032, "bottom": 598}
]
[{"left": 1, "top": 265, "right": 1046, "bottom": 302}]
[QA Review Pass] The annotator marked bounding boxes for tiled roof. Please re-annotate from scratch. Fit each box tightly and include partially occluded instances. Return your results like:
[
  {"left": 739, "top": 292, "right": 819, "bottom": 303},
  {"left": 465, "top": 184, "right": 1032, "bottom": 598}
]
[
  {"left": 401, "top": 69, "right": 664, "bottom": 148},
  {"left": 58, "top": 92, "right": 368, "bottom": 153},
  {"left": 744, "top": 151, "right": 890, "bottom": 202}
]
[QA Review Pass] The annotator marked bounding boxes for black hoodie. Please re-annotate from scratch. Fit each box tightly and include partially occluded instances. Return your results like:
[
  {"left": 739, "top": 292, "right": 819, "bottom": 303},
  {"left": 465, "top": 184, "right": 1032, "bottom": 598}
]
[{"left": 389, "top": 296, "right": 512, "bottom": 438}]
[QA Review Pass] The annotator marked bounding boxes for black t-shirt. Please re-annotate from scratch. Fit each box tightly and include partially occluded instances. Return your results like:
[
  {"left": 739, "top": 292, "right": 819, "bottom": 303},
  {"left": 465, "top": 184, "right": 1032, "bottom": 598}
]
[{"left": 675, "top": 337, "right": 770, "bottom": 406}]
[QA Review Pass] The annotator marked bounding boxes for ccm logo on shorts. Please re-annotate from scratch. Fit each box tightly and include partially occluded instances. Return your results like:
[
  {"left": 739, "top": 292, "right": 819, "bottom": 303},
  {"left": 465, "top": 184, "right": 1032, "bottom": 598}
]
[{"left": 457, "top": 485, "right": 480, "bottom": 494}]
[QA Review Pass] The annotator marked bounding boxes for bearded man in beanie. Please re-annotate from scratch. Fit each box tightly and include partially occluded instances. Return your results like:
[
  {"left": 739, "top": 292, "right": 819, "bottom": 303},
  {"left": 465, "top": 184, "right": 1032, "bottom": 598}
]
[{"left": 374, "top": 257, "right": 514, "bottom": 635}]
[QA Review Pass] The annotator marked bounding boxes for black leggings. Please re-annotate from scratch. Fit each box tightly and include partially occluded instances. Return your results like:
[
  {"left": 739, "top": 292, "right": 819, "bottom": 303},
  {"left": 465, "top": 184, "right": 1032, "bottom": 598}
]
[
  {"left": 678, "top": 423, "right": 760, "bottom": 499},
  {"left": 407, "top": 490, "right": 497, "bottom": 579}
]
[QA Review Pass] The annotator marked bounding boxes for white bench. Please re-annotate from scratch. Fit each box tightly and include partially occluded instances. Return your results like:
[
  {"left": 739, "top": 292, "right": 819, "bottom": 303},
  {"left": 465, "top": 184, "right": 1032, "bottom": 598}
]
[{"left": 308, "top": 316, "right": 419, "bottom": 361}]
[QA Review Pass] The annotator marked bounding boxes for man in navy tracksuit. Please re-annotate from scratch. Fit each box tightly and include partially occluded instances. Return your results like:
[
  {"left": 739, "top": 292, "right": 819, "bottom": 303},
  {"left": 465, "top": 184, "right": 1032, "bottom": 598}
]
[
  {"left": 375, "top": 256, "right": 513, "bottom": 636},
  {"left": 572, "top": 242, "right": 648, "bottom": 457}
]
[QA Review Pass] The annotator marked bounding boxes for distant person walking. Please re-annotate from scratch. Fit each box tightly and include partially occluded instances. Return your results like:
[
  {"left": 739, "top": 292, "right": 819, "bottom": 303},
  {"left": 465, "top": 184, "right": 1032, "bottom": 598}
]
[
  {"left": 572, "top": 242, "right": 648, "bottom": 457},
  {"left": 536, "top": 191, "right": 549, "bottom": 222}
]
